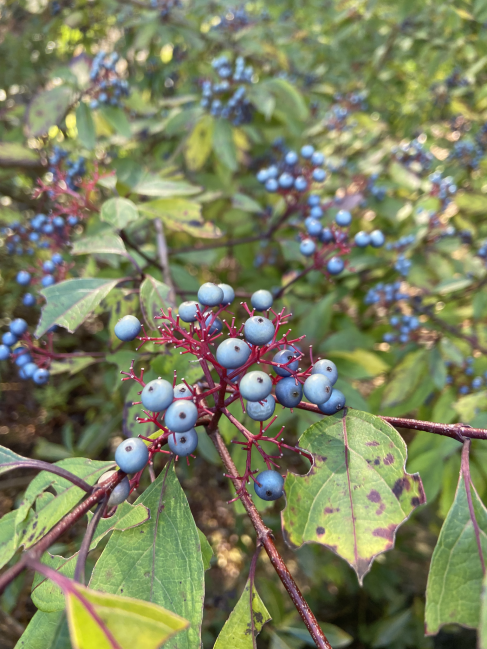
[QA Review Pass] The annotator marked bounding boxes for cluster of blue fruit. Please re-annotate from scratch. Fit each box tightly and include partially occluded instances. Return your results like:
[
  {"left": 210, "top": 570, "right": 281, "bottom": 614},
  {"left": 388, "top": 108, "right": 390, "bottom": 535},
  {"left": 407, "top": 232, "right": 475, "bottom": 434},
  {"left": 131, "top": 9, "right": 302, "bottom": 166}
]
[
  {"left": 324, "top": 91, "right": 367, "bottom": 131},
  {"left": 364, "top": 281, "right": 410, "bottom": 306},
  {"left": 382, "top": 314, "right": 420, "bottom": 345},
  {"left": 449, "top": 140, "right": 484, "bottom": 170},
  {"left": 211, "top": 5, "right": 263, "bottom": 30},
  {"left": 445, "top": 358, "right": 487, "bottom": 395},
  {"left": 49, "top": 146, "right": 87, "bottom": 192},
  {"left": 89, "top": 51, "right": 129, "bottom": 110},
  {"left": 0, "top": 318, "right": 49, "bottom": 385},
  {"left": 112, "top": 281, "right": 346, "bottom": 502},
  {"left": 393, "top": 139, "right": 433, "bottom": 171},
  {"left": 367, "top": 174, "right": 387, "bottom": 201},
  {"left": 200, "top": 56, "right": 254, "bottom": 125},
  {"left": 257, "top": 145, "right": 327, "bottom": 193},
  {"left": 477, "top": 242, "right": 487, "bottom": 265},
  {"left": 4, "top": 210, "right": 75, "bottom": 257}
]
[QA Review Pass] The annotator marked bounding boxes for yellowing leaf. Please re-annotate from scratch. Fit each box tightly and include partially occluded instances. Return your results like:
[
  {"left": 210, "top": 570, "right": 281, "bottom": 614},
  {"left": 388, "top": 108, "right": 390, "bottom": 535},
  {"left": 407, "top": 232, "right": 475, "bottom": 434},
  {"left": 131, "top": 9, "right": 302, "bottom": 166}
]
[{"left": 185, "top": 115, "right": 214, "bottom": 171}]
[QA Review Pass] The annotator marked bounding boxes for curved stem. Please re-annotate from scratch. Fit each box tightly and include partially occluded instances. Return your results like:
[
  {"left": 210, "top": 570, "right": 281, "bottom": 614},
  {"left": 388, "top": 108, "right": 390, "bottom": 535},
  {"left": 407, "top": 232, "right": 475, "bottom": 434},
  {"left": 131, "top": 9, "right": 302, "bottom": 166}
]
[
  {"left": 0, "top": 460, "right": 94, "bottom": 493},
  {"left": 154, "top": 218, "right": 176, "bottom": 304},
  {"left": 74, "top": 498, "right": 107, "bottom": 584}
]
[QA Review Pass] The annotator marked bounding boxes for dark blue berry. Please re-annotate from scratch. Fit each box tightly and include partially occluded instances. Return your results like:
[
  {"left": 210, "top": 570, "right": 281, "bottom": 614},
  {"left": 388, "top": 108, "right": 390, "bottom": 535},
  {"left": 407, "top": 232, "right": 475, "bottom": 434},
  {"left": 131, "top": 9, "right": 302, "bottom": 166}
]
[
  {"left": 254, "top": 470, "right": 284, "bottom": 501},
  {"left": 168, "top": 429, "right": 198, "bottom": 456},
  {"left": 275, "top": 377, "right": 303, "bottom": 407}
]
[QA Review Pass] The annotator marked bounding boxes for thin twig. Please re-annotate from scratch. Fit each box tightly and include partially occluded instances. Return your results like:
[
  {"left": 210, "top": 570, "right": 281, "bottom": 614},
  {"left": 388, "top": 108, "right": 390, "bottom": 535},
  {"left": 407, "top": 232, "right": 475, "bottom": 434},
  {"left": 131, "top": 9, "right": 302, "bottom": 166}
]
[
  {"left": 154, "top": 218, "right": 176, "bottom": 304},
  {"left": 461, "top": 439, "right": 486, "bottom": 576},
  {"left": 0, "top": 460, "right": 94, "bottom": 493},
  {"left": 74, "top": 498, "right": 107, "bottom": 584}
]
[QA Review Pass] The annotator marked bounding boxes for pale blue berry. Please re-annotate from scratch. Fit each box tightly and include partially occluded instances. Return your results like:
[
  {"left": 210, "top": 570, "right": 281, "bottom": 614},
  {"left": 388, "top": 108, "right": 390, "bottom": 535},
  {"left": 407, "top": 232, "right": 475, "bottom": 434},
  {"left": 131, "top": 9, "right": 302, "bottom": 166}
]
[
  {"left": 244, "top": 316, "right": 275, "bottom": 346},
  {"left": 165, "top": 400, "right": 198, "bottom": 432},
  {"left": 246, "top": 395, "right": 276, "bottom": 421},
  {"left": 254, "top": 470, "right": 284, "bottom": 501},
  {"left": 303, "top": 374, "right": 332, "bottom": 404},
  {"left": 141, "top": 379, "right": 173, "bottom": 412},
  {"left": 115, "top": 437, "right": 149, "bottom": 474}
]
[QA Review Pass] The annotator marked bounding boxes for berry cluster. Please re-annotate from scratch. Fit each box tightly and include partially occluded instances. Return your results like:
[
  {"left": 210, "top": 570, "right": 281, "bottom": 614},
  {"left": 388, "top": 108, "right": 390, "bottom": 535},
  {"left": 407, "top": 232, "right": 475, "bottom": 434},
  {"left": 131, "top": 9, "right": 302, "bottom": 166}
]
[
  {"left": 393, "top": 139, "right": 433, "bottom": 172},
  {"left": 0, "top": 318, "right": 50, "bottom": 385},
  {"left": 324, "top": 91, "right": 367, "bottom": 132},
  {"left": 200, "top": 56, "right": 254, "bottom": 125},
  {"left": 112, "top": 282, "right": 345, "bottom": 505},
  {"left": 89, "top": 51, "right": 129, "bottom": 110},
  {"left": 445, "top": 358, "right": 487, "bottom": 395},
  {"left": 49, "top": 146, "right": 86, "bottom": 192},
  {"left": 367, "top": 173, "right": 387, "bottom": 201},
  {"left": 448, "top": 140, "right": 484, "bottom": 170},
  {"left": 257, "top": 144, "right": 327, "bottom": 193}
]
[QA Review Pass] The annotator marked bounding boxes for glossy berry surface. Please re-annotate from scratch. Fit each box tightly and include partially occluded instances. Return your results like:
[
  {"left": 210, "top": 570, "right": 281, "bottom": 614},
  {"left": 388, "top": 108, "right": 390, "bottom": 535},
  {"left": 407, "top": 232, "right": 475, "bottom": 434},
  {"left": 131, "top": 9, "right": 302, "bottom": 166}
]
[
  {"left": 2, "top": 332, "right": 17, "bottom": 347},
  {"left": 244, "top": 316, "right": 275, "bottom": 346},
  {"left": 0, "top": 345, "right": 10, "bottom": 361},
  {"left": 303, "top": 374, "right": 332, "bottom": 404},
  {"left": 20, "top": 362, "right": 38, "bottom": 379},
  {"left": 273, "top": 349, "right": 299, "bottom": 377},
  {"left": 319, "top": 389, "right": 346, "bottom": 414},
  {"left": 300, "top": 239, "right": 316, "bottom": 257},
  {"left": 198, "top": 282, "right": 224, "bottom": 306},
  {"left": 168, "top": 429, "right": 198, "bottom": 456},
  {"left": 216, "top": 338, "right": 251, "bottom": 369},
  {"left": 275, "top": 377, "right": 303, "bottom": 408},
  {"left": 205, "top": 315, "right": 223, "bottom": 334},
  {"left": 41, "top": 275, "right": 55, "bottom": 288},
  {"left": 246, "top": 395, "right": 276, "bottom": 421},
  {"left": 16, "top": 271, "right": 31, "bottom": 286},
  {"left": 218, "top": 283, "right": 235, "bottom": 305},
  {"left": 15, "top": 352, "right": 32, "bottom": 368},
  {"left": 114, "top": 315, "right": 142, "bottom": 342},
  {"left": 10, "top": 319, "right": 28, "bottom": 336},
  {"left": 335, "top": 210, "right": 352, "bottom": 227},
  {"left": 354, "top": 231, "right": 371, "bottom": 247},
  {"left": 115, "top": 437, "right": 149, "bottom": 474},
  {"left": 327, "top": 257, "right": 345, "bottom": 275},
  {"left": 370, "top": 230, "right": 385, "bottom": 247},
  {"left": 178, "top": 301, "right": 200, "bottom": 323},
  {"left": 254, "top": 470, "right": 284, "bottom": 501},
  {"left": 312, "top": 359, "right": 338, "bottom": 386},
  {"left": 165, "top": 399, "right": 198, "bottom": 432},
  {"left": 33, "top": 368, "right": 50, "bottom": 385},
  {"left": 251, "top": 289, "right": 273, "bottom": 311},
  {"left": 173, "top": 383, "right": 192, "bottom": 399},
  {"left": 107, "top": 477, "right": 131, "bottom": 508},
  {"left": 141, "top": 379, "right": 174, "bottom": 412},
  {"left": 23, "top": 293, "right": 36, "bottom": 307},
  {"left": 239, "top": 371, "right": 272, "bottom": 401}
]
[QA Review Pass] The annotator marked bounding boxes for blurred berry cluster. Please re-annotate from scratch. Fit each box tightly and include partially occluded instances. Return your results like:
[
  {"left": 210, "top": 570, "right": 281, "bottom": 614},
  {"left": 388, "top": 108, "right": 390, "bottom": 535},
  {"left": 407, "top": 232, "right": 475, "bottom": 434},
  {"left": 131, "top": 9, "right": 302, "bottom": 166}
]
[
  {"left": 200, "top": 56, "right": 254, "bottom": 124},
  {"left": 89, "top": 51, "right": 129, "bottom": 110}
]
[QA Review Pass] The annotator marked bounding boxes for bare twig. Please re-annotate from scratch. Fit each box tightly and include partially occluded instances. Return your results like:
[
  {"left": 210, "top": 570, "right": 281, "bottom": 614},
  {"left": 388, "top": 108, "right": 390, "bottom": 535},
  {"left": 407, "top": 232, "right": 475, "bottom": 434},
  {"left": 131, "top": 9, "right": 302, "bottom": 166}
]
[
  {"left": 154, "top": 218, "right": 176, "bottom": 304},
  {"left": 74, "top": 498, "right": 107, "bottom": 584},
  {"left": 0, "top": 460, "right": 94, "bottom": 493}
]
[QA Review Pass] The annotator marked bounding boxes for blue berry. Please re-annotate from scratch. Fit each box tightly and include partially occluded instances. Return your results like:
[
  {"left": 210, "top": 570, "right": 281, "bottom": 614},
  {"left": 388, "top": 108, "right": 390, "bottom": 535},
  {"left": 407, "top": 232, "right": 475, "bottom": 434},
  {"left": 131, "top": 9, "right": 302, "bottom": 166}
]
[
  {"left": 33, "top": 368, "right": 50, "bottom": 385},
  {"left": 198, "top": 283, "right": 224, "bottom": 307},
  {"left": 10, "top": 319, "right": 28, "bottom": 336},
  {"left": 327, "top": 257, "right": 345, "bottom": 275},
  {"left": 41, "top": 275, "right": 55, "bottom": 288},
  {"left": 335, "top": 210, "right": 352, "bottom": 227},
  {"left": 310, "top": 206, "right": 323, "bottom": 219},
  {"left": 300, "top": 239, "right": 316, "bottom": 257},
  {"left": 311, "top": 151, "right": 325, "bottom": 166},
  {"left": 275, "top": 377, "right": 303, "bottom": 407},
  {"left": 246, "top": 395, "right": 276, "bottom": 421},
  {"left": 168, "top": 429, "right": 198, "bottom": 456},
  {"left": 265, "top": 178, "right": 279, "bottom": 192},
  {"left": 19, "top": 362, "right": 38, "bottom": 379},
  {"left": 301, "top": 145, "right": 314, "bottom": 158},
  {"left": 165, "top": 400, "right": 198, "bottom": 432},
  {"left": 216, "top": 338, "right": 251, "bottom": 369},
  {"left": 354, "top": 231, "right": 371, "bottom": 247},
  {"left": 239, "top": 371, "right": 272, "bottom": 401},
  {"left": 257, "top": 169, "right": 269, "bottom": 183},
  {"left": 273, "top": 349, "right": 299, "bottom": 377},
  {"left": 279, "top": 173, "right": 294, "bottom": 189},
  {"left": 305, "top": 218, "right": 322, "bottom": 237},
  {"left": 114, "top": 315, "right": 141, "bottom": 342},
  {"left": 218, "top": 283, "right": 235, "bottom": 305},
  {"left": 303, "top": 374, "right": 332, "bottom": 404},
  {"left": 23, "top": 293, "right": 36, "bottom": 307},
  {"left": 294, "top": 176, "right": 308, "bottom": 192},
  {"left": 320, "top": 228, "right": 334, "bottom": 244},
  {"left": 107, "top": 477, "right": 131, "bottom": 508},
  {"left": 319, "top": 389, "right": 346, "bottom": 414},
  {"left": 179, "top": 301, "right": 200, "bottom": 323},
  {"left": 312, "top": 359, "right": 338, "bottom": 385},
  {"left": 312, "top": 168, "right": 326, "bottom": 182},
  {"left": 141, "top": 379, "right": 174, "bottom": 412},
  {"left": 16, "top": 271, "right": 31, "bottom": 286},
  {"left": 370, "top": 230, "right": 385, "bottom": 247},
  {"left": 173, "top": 383, "right": 192, "bottom": 399},
  {"left": 244, "top": 316, "right": 275, "bottom": 346},
  {"left": 0, "top": 345, "right": 10, "bottom": 361},
  {"left": 285, "top": 151, "right": 298, "bottom": 165},
  {"left": 205, "top": 315, "right": 223, "bottom": 334},
  {"left": 308, "top": 195, "right": 321, "bottom": 207},
  {"left": 254, "top": 470, "right": 284, "bottom": 501},
  {"left": 42, "top": 260, "right": 55, "bottom": 273},
  {"left": 15, "top": 352, "right": 32, "bottom": 368},
  {"left": 115, "top": 437, "right": 149, "bottom": 473},
  {"left": 51, "top": 253, "right": 63, "bottom": 265},
  {"left": 251, "top": 289, "right": 273, "bottom": 311},
  {"left": 2, "top": 332, "right": 17, "bottom": 347}
]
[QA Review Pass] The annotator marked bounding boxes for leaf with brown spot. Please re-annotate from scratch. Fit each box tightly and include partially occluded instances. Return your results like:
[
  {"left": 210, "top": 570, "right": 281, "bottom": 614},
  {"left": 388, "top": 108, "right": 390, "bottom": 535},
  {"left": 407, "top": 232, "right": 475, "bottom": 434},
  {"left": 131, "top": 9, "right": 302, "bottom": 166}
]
[{"left": 282, "top": 409, "right": 425, "bottom": 583}]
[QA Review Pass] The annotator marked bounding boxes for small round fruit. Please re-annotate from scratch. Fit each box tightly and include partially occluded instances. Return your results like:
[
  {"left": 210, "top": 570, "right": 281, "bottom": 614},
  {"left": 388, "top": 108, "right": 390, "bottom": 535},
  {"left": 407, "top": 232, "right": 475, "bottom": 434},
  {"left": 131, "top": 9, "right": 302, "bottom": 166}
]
[
  {"left": 178, "top": 301, "right": 200, "bottom": 323},
  {"left": 15, "top": 352, "right": 32, "bottom": 368},
  {"left": 275, "top": 377, "right": 303, "bottom": 408},
  {"left": 115, "top": 437, "right": 149, "bottom": 474},
  {"left": 305, "top": 218, "right": 322, "bottom": 237},
  {"left": 168, "top": 429, "right": 198, "bottom": 456},
  {"left": 114, "top": 315, "right": 141, "bottom": 342},
  {"left": 216, "top": 338, "right": 251, "bottom": 369},
  {"left": 320, "top": 228, "right": 334, "bottom": 244},
  {"left": 265, "top": 178, "right": 278, "bottom": 192},
  {"left": 141, "top": 379, "right": 173, "bottom": 412},
  {"left": 218, "top": 283, "right": 235, "bottom": 305},
  {"left": 301, "top": 145, "right": 314, "bottom": 158},
  {"left": 312, "top": 168, "right": 326, "bottom": 182},
  {"left": 23, "top": 293, "right": 36, "bottom": 307},
  {"left": 294, "top": 176, "right": 308, "bottom": 192},
  {"left": 279, "top": 172, "right": 294, "bottom": 189},
  {"left": 173, "top": 383, "right": 192, "bottom": 399},
  {"left": 0, "top": 344, "right": 10, "bottom": 361},
  {"left": 107, "top": 477, "right": 131, "bottom": 508},
  {"left": 335, "top": 210, "right": 352, "bottom": 227},
  {"left": 246, "top": 395, "right": 276, "bottom": 421},
  {"left": 16, "top": 271, "right": 31, "bottom": 286},
  {"left": 198, "top": 282, "right": 224, "bottom": 307},
  {"left": 239, "top": 371, "right": 272, "bottom": 402},
  {"left": 2, "top": 332, "right": 17, "bottom": 347},
  {"left": 244, "top": 316, "right": 275, "bottom": 346},
  {"left": 165, "top": 400, "right": 198, "bottom": 432},
  {"left": 311, "top": 151, "right": 325, "bottom": 166},
  {"left": 42, "top": 260, "right": 55, "bottom": 273},
  {"left": 205, "top": 315, "right": 223, "bottom": 335},
  {"left": 33, "top": 368, "right": 50, "bottom": 385},
  {"left": 51, "top": 253, "right": 63, "bottom": 265},
  {"left": 10, "top": 319, "right": 28, "bottom": 336},
  {"left": 41, "top": 275, "right": 55, "bottom": 288},
  {"left": 303, "top": 374, "right": 332, "bottom": 404},
  {"left": 354, "top": 231, "right": 371, "bottom": 248},
  {"left": 300, "top": 239, "right": 316, "bottom": 257},
  {"left": 319, "top": 389, "right": 346, "bottom": 414},
  {"left": 327, "top": 257, "right": 345, "bottom": 275},
  {"left": 251, "top": 289, "right": 273, "bottom": 311},
  {"left": 273, "top": 349, "right": 299, "bottom": 377},
  {"left": 312, "top": 359, "right": 338, "bottom": 386},
  {"left": 20, "top": 362, "right": 37, "bottom": 379},
  {"left": 370, "top": 230, "right": 385, "bottom": 247},
  {"left": 284, "top": 151, "right": 298, "bottom": 165},
  {"left": 254, "top": 470, "right": 284, "bottom": 501}
]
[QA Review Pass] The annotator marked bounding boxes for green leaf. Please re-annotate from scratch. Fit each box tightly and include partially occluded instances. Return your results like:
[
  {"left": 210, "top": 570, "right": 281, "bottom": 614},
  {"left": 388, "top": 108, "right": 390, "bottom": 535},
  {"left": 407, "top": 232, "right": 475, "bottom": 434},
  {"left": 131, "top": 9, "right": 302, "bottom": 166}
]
[
  {"left": 65, "top": 581, "right": 188, "bottom": 649},
  {"left": 455, "top": 192, "right": 487, "bottom": 214},
  {"left": 436, "top": 277, "right": 473, "bottom": 294},
  {"left": 330, "top": 350, "right": 389, "bottom": 378},
  {"left": 282, "top": 410, "right": 426, "bottom": 583},
  {"left": 0, "top": 444, "right": 33, "bottom": 474},
  {"left": 26, "top": 86, "right": 74, "bottom": 136},
  {"left": 76, "top": 102, "right": 96, "bottom": 149},
  {"left": 380, "top": 349, "right": 428, "bottom": 410},
  {"left": 264, "top": 79, "right": 309, "bottom": 122},
  {"left": 138, "top": 198, "right": 221, "bottom": 238},
  {"left": 99, "top": 106, "right": 132, "bottom": 138},
  {"left": 231, "top": 193, "right": 263, "bottom": 213},
  {"left": 479, "top": 572, "right": 487, "bottom": 648},
  {"left": 89, "top": 464, "right": 205, "bottom": 649},
  {"left": 36, "top": 278, "right": 119, "bottom": 337},
  {"left": 32, "top": 501, "right": 150, "bottom": 612},
  {"left": 279, "top": 621, "right": 353, "bottom": 647},
  {"left": 14, "top": 610, "right": 71, "bottom": 649},
  {"left": 100, "top": 198, "right": 139, "bottom": 230},
  {"left": 197, "top": 528, "right": 213, "bottom": 571},
  {"left": 213, "top": 578, "right": 271, "bottom": 649},
  {"left": 49, "top": 356, "right": 99, "bottom": 376},
  {"left": 454, "top": 390, "right": 487, "bottom": 422},
  {"left": 132, "top": 177, "right": 201, "bottom": 198},
  {"left": 213, "top": 119, "right": 238, "bottom": 172},
  {"left": 0, "top": 141, "right": 41, "bottom": 167},
  {"left": 0, "top": 510, "right": 21, "bottom": 570},
  {"left": 140, "top": 274, "right": 173, "bottom": 328},
  {"left": 425, "top": 473, "right": 487, "bottom": 634},
  {"left": 185, "top": 115, "right": 214, "bottom": 171},
  {"left": 72, "top": 232, "right": 127, "bottom": 256},
  {"left": 388, "top": 161, "right": 421, "bottom": 191}
]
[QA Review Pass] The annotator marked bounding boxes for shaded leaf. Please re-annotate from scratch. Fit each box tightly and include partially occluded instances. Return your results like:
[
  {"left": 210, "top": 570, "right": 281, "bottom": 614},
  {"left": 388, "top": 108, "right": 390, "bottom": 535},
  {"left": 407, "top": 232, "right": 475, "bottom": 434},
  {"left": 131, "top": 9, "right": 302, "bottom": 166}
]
[
  {"left": 99, "top": 106, "right": 131, "bottom": 138},
  {"left": 197, "top": 528, "right": 213, "bottom": 571},
  {"left": 49, "top": 356, "right": 99, "bottom": 376},
  {"left": 380, "top": 349, "right": 428, "bottom": 410},
  {"left": 282, "top": 410, "right": 426, "bottom": 583},
  {"left": 0, "top": 141, "right": 41, "bottom": 168},
  {"left": 36, "top": 278, "right": 119, "bottom": 337},
  {"left": 264, "top": 79, "right": 309, "bottom": 122},
  {"left": 26, "top": 86, "right": 74, "bottom": 136},
  {"left": 133, "top": 177, "right": 201, "bottom": 198},
  {"left": 72, "top": 232, "right": 127, "bottom": 256},
  {"left": 0, "top": 510, "right": 20, "bottom": 570},
  {"left": 185, "top": 115, "right": 214, "bottom": 171},
  {"left": 14, "top": 610, "right": 71, "bottom": 649},
  {"left": 279, "top": 621, "right": 353, "bottom": 647},
  {"left": 76, "top": 102, "right": 96, "bottom": 149},
  {"left": 100, "top": 198, "right": 139, "bottom": 230},
  {"left": 140, "top": 274, "right": 173, "bottom": 328},
  {"left": 213, "top": 119, "right": 238, "bottom": 172},
  {"left": 0, "top": 444, "right": 32, "bottom": 474},
  {"left": 232, "top": 193, "right": 263, "bottom": 213},
  {"left": 388, "top": 161, "right": 421, "bottom": 191},
  {"left": 139, "top": 198, "right": 221, "bottom": 238}
]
